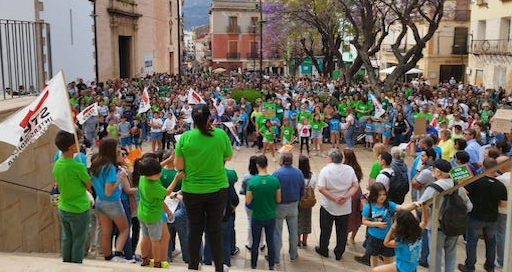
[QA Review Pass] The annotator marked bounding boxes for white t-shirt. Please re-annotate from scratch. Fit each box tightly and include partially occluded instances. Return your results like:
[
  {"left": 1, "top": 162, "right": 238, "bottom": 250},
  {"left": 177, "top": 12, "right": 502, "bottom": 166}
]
[
  {"left": 163, "top": 117, "right": 176, "bottom": 132},
  {"left": 318, "top": 163, "right": 357, "bottom": 216},
  {"left": 376, "top": 168, "right": 394, "bottom": 191},
  {"left": 496, "top": 172, "right": 510, "bottom": 214},
  {"left": 297, "top": 123, "right": 311, "bottom": 138},
  {"left": 150, "top": 118, "right": 163, "bottom": 133},
  {"left": 304, "top": 173, "right": 316, "bottom": 188}
]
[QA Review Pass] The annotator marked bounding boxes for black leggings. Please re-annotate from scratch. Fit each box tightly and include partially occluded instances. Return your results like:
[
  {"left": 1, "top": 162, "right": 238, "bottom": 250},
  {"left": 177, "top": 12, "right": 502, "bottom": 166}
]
[{"left": 300, "top": 136, "right": 310, "bottom": 154}]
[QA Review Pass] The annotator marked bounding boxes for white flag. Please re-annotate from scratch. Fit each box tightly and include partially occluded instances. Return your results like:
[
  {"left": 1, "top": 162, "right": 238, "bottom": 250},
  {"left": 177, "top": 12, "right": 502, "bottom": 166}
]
[
  {"left": 138, "top": 87, "right": 151, "bottom": 114},
  {"left": 187, "top": 89, "right": 206, "bottom": 104},
  {"left": 0, "top": 71, "right": 75, "bottom": 172},
  {"left": 76, "top": 103, "right": 98, "bottom": 124},
  {"left": 222, "top": 122, "right": 241, "bottom": 144},
  {"left": 369, "top": 93, "right": 385, "bottom": 118}
]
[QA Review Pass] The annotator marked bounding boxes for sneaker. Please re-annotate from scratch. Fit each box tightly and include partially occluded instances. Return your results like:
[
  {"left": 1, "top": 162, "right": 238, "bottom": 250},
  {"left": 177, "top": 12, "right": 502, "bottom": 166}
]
[
  {"left": 354, "top": 255, "right": 370, "bottom": 266},
  {"left": 260, "top": 244, "right": 266, "bottom": 251},
  {"left": 245, "top": 244, "right": 251, "bottom": 250},
  {"left": 236, "top": 146, "right": 240, "bottom": 151},
  {"left": 231, "top": 246, "right": 240, "bottom": 256},
  {"left": 320, "top": 153, "right": 327, "bottom": 158},
  {"left": 458, "top": 264, "right": 475, "bottom": 272},
  {"left": 161, "top": 261, "right": 169, "bottom": 268},
  {"left": 418, "top": 260, "right": 429, "bottom": 268},
  {"left": 110, "top": 256, "right": 126, "bottom": 263},
  {"left": 126, "top": 258, "right": 136, "bottom": 263},
  {"left": 223, "top": 264, "right": 230, "bottom": 272}
]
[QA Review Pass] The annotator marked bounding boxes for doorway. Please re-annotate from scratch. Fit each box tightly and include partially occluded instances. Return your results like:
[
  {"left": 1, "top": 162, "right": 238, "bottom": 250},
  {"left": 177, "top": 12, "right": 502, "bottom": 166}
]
[
  {"left": 439, "top": 65, "right": 463, "bottom": 83},
  {"left": 119, "top": 36, "right": 132, "bottom": 78}
]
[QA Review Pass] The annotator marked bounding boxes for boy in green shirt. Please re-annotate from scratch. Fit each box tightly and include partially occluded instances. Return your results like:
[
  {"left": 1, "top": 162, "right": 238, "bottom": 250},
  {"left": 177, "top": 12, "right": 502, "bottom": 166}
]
[
  {"left": 52, "top": 130, "right": 92, "bottom": 263},
  {"left": 138, "top": 156, "right": 185, "bottom": 268},
  {"left": 246, "top": 155, "right": 281, "bottom": 270}
]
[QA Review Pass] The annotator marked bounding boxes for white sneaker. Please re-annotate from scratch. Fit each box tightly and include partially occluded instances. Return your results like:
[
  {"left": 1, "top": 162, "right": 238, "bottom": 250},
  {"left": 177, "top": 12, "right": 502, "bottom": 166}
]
[
  {"left": 223, "top": 264, "right": 230, "bottom": 272},
  {"left": 110, "top": 256, "right": 126, "bottom": 263},
  {"left": 236, "top": 146, "right": 240, "bottom": 151}
]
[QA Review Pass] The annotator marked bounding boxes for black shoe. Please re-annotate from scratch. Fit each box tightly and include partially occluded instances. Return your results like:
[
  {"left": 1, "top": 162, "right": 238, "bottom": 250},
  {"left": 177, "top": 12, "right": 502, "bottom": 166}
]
[
  {"left": 260, "top": 244, "right": 266, "bottom": 251},
  {"left": 230, "top": 246, "right": 240, "bottom": 256},
  {"left": 458, "top": 264, "right": 475, "bottom": 272},
  {"left": 419, "top": 260, "right": 429, "bottom": 268},
  {"left": 245, "top": 245, "right": 251, "bottom": 250},
  {"left": 314, "top": 246, "right": 329, "bottom": 258},
  {"left": 354, "top": 255, "right": 370, "bottom": 266},
  {"left": 335, "top": 254, "right": 342, "bottom": 261}
]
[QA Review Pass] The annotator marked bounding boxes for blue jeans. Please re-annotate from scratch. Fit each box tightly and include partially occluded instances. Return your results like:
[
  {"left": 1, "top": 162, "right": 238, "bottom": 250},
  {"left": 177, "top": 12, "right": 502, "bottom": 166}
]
[
  {"left": 167, "top": 202, "right": 189, "bottom": 263},
  {"left": 495, "top": 214, "right": 506, "bottom": 267},
  {"left": 464, "top": 217, "right": 497, "bottom": 271},
  {"left": 59, "top": 209, "right": 90, "bottom": 263},
  {"left": 274, "top": 202, "right": 299, "bottom": 263},
  {"left": 345, "top": 126, "right": 355, "bottom": 149},
  {"left": 419, "top": 225, "right": 429, "bottom": 264},
  {"left": 252, "top": 218, "right": 276, "bottom": 269},
  {"left": 394, "top": 133, "right": 407, "bottom": 146},
  {"left": 427, "top": 229, "right": 458, "bottom": 272}
]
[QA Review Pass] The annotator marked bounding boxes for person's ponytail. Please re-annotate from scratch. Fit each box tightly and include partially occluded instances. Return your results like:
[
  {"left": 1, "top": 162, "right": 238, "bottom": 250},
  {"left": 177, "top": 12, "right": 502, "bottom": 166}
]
[{"left": 192, "top": 104, "right": 213, "bottom": 137}]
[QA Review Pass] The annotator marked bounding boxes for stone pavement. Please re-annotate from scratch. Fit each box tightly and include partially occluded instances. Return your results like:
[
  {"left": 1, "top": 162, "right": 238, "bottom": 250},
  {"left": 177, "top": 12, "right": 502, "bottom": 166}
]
[{"left": 0, "top": 142, "right": 492, "bottom": 272}]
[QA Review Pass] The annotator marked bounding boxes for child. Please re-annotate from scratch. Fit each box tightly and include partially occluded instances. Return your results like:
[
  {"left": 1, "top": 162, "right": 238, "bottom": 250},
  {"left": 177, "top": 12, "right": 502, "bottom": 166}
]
[
  {"left": 98, "top": 115, "right": 109, "bottom": 141},
  {"left": 107, "top": 118, "right": 119, "bottom": 139},
  {"left": 280, "top": 118, "right": 295, "bottom": 146},
  {"left": 365, "top": 118, "right": 375, "bottom": 150},
  {"left": 150, "top": 111, "right": 164, "bottom": 152},
  {"left": 328, "top": 115, "right": 341, "bottom": 149},
  {"left": 297, "top": 117, "right": 311, "bottom": 157},
  {"left": 310, "top": 113, "right": 328, "bottom": 157},
  {"left": 260, "top": 119, "right": 276, "bottom": 162},
  {"left": 339, "top": 116, "right": 347, "bottom": 144},
  {"left": 138, "top": 156, "right": 185, "bottom": 268},
  {"left": 362, "top": 183, "right": 420, "bottom": 268},
  {"left": 382, "top": 115, "right": 393, "bottom": 150},
  {"left": 239, "top": 107, "right": 249, "bottom": 148},
  {"left": 118, "top": 116, "right": 132, "bottom": 151},
  {"left": 373, "top": 210, "right": 423, "bottom": 272},
  {"left": 52, "top": 130, "right": 92, "bottom": 263},
  {"left": 231, "top": 109, "right": 242, "bottom": 150},
  {"left": 131, "top": 117, "right": 142, "bottom": 150}
]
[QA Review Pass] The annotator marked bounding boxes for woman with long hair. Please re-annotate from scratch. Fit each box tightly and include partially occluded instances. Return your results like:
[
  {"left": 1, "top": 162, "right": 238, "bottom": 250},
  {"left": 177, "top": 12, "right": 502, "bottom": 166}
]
[
  {"left": 240, "top": 156, "right": 265, "bottom": 251},
  {"left": 342, "top": 149, "right": 363, "bottom": 245},
  {"left": 90, "top": 138, "right": 130, "bottom": 261},
  {"left": 297, "top": 155, "right": 315, "bottom": 247},
  {"left": 174, "top": 104, "right": 232, "bottom": 272}
]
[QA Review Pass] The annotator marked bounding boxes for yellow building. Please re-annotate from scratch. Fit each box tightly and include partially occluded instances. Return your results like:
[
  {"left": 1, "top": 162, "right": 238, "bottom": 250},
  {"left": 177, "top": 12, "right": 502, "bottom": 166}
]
[
  {"left": 467, "top": 0, "right": 512, "bottom": 91},
  {"left": 377, "top": 0, "right": 470, "bottom": 85}
]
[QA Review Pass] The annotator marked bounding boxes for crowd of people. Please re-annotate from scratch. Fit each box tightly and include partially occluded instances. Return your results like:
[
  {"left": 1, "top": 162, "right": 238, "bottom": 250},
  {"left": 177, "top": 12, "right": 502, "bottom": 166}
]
[{"left": 51, "top": 72, "right": 511, "bottom": 272}]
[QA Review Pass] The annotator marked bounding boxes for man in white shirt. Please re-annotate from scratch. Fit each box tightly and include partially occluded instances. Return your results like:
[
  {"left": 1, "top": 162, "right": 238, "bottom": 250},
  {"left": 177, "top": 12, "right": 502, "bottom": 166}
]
[
  {"left": 162, "top": 112, "right": 176, "bottom": 150},
  {"left": 375, "top": 152, "right": 393, "bottom": 191},
  {"left": 316, "top": 149, "right": 359, "bottom": 261}
]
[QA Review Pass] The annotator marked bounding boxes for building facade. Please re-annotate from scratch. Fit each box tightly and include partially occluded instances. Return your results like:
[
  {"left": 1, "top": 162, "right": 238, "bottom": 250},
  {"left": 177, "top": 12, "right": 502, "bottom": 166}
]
[
  {"left": 467, "top": 0, "right": 512, "bottom": 91},
  {"left": 208, "top": 0, "right": 284, "bottom": 73},
  {"left": 377, "top": 0, "right": 470, "bottom": 85}
]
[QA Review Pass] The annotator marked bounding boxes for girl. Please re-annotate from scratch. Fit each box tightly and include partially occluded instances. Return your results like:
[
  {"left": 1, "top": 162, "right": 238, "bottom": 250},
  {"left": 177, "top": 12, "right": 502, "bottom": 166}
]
[
  {"left": 373, "top": 210, "right": 423, "bottom": 272},
  {"left": 382, "top": 115, "right": 393, "bottom": 150},
  {"left": 260, "top": 119, "right": 276, "bottom": 161},
  {"left": 362, "top": 183, "right": 419, "bottom": 268},
  {"left": 329, "top": 115, "right": 341, "bottom": 149},
  {"left": 297, "top": 117, "right": 311, "bottom": 157},
  {"left": 310, "top": 113, "right": 328, "bottom": 157},
  {"left": 280, "top": 118, "right": 295, "bottom": 146},
  {"left": 297, "top": 155, "right": 315, "bottom": 247},
  {"left": 343, "top": 149, "right": 364, "bottom": 245}
]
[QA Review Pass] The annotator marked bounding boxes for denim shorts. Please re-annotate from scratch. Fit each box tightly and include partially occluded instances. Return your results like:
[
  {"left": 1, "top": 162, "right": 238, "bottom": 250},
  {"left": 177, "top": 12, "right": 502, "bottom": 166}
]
[
  {"left": 151, "top": 131, "right": 163, "bottom": 140},
  {"left": 367, "top": 234, "right": 395, "bottom": 257},
  {"left": 95, "top": 198, "right": 125, "bottom": 219},
  {"left": 141, "top": 220, "right": 163, "bottom": 240},
  {"left": 120, "top": 136, "right": 131, "bottom": 147},
  {"left": 311, "top": 130, "right": 323, "bottom": 139}
]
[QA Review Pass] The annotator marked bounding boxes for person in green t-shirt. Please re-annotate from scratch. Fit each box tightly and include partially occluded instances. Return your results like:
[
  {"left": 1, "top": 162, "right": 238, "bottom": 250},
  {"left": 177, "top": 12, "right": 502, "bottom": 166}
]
[
  {"left": 414, "top": 105, "right": 433, "bottom": 123},
  {"left": 260, "top": 119, "right": 276, "bottom": 162},
  {"left": 138, "top": 156, "right": 185, "bottom": 268},
  {"left": 246, "top": 155, "right": 281, "bottom": 270},
  {"left": 310, "top": 113, "right": 328, "bottom": 157},
  {"left": 174, "top": 104, "right": 233, "bottom": 272},
  {"left": 52, "top": 130, "right": 92, "bottom": 264},
  {"left": 281, "top": 118, "right": 295, "bottom": 145},
  {"left": 367, "top": 143, "right": 386, "bottom": 189}
]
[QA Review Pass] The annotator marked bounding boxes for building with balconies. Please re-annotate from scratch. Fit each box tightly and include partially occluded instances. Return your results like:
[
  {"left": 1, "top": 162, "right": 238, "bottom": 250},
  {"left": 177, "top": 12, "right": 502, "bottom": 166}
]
[
  {"left": 376, "top": 0, "right": 470, "bottom": 85},
  {"left": 208, "top": 0, "right": 284, "bottom": 73},
  {"left": 467, "top": 0, "right": 512, "bottom": 91}
]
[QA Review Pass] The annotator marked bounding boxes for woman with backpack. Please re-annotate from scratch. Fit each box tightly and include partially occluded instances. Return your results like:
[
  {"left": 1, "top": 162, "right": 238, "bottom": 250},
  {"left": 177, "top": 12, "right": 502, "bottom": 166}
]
[{"left": 297, "top": 155, "right": 315, "bottom": 247}]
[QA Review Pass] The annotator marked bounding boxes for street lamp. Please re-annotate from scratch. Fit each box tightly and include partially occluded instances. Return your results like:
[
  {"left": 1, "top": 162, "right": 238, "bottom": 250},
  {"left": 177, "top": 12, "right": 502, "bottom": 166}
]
[{"left": 257, "top": 0, "right": 264, "bottom": 92}]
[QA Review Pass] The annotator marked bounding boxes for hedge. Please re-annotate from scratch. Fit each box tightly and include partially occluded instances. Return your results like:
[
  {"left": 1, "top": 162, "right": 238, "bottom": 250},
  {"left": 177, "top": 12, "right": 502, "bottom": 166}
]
[{"left": 232, "top": 88, "right": 261, "bottom": 105}]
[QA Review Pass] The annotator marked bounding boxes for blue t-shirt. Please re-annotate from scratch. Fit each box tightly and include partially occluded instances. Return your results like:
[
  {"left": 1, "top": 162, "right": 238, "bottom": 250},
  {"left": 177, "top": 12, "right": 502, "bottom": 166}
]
[
  {"left": 53, "top": 151, "right": 87, "bottom": 167},
  {"left": 240, "top": 113, "right": 248, "bottom": 128},
  {"left": 396, "top": 239, "right": 421, "bottom": 272},
  {"left": 362, "top": 201, "right": 397, "bottom": 239},
  {"left": 365, "top": 123, "right": 375, "bottom": 136},
  {"left": 92, "top": 164, "right": 122, "bottom": 201},
  {"left": 382, "top": 121, "right": 393, "bottom": 137},
  {"left": 329, "top": 119, "right": 341, "bottom": 132}
]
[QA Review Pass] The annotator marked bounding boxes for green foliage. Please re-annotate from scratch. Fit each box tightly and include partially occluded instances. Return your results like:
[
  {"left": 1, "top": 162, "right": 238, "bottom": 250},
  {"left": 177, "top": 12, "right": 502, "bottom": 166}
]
[
  {"left": 232, "top": 89, "right": 261, "bottom": 105},
  {"left": 352, "top": 73, "right": 366, "bottom": 84}
]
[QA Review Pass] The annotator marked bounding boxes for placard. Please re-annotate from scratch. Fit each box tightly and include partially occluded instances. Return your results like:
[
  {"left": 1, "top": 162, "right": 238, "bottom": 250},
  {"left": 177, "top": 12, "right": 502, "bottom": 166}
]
[
  {"left": 263, "top": 103, "right": 276, "bottom": 117},
  {"left": 413, "top": 117, "right": 426, "bottom": 135},
  {"left": 490, "top": 109, "right": 512, "bottom": 133},
  {"left": 450, "top": 164, "right": 474, "bottom": 184}
]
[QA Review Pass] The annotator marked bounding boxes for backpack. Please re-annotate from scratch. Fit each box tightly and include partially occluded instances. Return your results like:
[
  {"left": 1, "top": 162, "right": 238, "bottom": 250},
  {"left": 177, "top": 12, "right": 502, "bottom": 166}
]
[
  {"left": 299, "top": 178, "right": 316, "bottom": 209},
  {"left": 382, "top": 164, "right": 409, "bottom": 204},
  {"left": 429, "top": 181, "right": 468, "bottom": 236}
]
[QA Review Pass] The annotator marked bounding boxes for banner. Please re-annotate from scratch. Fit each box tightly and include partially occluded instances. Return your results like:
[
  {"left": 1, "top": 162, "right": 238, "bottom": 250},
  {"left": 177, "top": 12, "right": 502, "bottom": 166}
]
[
  {"left": 369, "top": 93, "right": 385, "bottom": 118},
  {"left": 263, "top": 103, "right": 276, "bottom": 117},
  {"left": 222, "top": 122, "right": 241, "bottom": 144},
  {"left": 76, "top": 103, "right": 98, "bottom": 124},
  {"left": 0, "top": 71, "right": 75, "bottom": 172},
  {"left": 188, "top": 89, "right": 206, "bottom": 104},
  {"left": 138, "top": 87, "right": 151, "bottom": 114}
]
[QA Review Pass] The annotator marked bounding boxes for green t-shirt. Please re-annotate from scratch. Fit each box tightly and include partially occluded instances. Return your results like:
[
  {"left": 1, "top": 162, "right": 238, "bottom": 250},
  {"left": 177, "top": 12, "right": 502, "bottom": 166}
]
[
  {"left": 337, "top": 104, "right": 347, "bottom": 117},
  {"left": 281, "top": 126, "right": 294, "bottom": 141},
  {"left": 414, "top": 112, "right": 433, "bottom": 123},
  {"left": 161, "top": 168, "right": 182, "bottom": 192},
  {"left": 247, "top": 174, "right": 281, "bottom": 221},
  {"left": 107, "top": 124, "right": 118, "bottom": 138},
  {"left": 52, "top": 157, "right": 91, "bottom": 213},
  {"left": 369, "top": 161, "right": 382, "bottom": 179},
  {"left": 138, "top": 176, "right": 167, "bottom": 224},
  {"left": 70, "top": 98, "right": 79, "bottom": 107},
  {"left": 355, "top": 101, "right": 372, "bottom": 119},
  {"left": 276, "top": 105, "right": 284, "bottom": 120},
  {"left": 226, "top": 169, "right": 238, "bottom": 183},
  {"left": 256, "top": 115, "right": 268, "bottom": 129},
  {"left": 297, "top": 112, "right": 311, "bottom": 123},
  {"left": 175, "top": 128, "right": 232, "bottom": 194},
  {"left": 310, "top": 120, "right": 327, "bottom": 131},
  {"left": 260, "top": 127, "right": 274, "bottom": 142}
]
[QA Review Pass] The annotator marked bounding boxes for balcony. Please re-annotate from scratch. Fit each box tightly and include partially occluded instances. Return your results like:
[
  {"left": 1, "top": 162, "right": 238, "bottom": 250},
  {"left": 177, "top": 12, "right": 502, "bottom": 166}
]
[
  {"left": 227, "top": 52, "right": 240, "bottom": 59},
  {"left": 246, "top": 52, "right": 259, "bottom": 59},
  {"left": 205, "top": 50, "right": 212, "bottom": 59},
  {"left": 470, "top": 39, "right": 512, "bottom": 56},
  {"left": 452, "top": 44, "right": 468, "bottom": 55},
  {"left": 226, "top": 25, "right": 241, "bottom": 33},
  {"left": 247, "top": 26, "right": 257, "bottom": 33}
]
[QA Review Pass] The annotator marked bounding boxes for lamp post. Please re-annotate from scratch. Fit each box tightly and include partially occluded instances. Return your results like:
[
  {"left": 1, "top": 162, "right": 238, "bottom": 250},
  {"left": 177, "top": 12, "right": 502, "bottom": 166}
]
[
  {"left": 258, "top": 0, "right": 263, "bottom": 92},
  {"left": 253, "top": 24, "right": 256, "bottom": 74}
]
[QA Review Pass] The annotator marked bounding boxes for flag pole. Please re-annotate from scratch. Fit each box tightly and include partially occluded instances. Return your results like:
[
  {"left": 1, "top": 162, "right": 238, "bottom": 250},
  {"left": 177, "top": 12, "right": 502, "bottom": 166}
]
[{"left": 60, "top": 71, "right": 83, "bottom": 162}]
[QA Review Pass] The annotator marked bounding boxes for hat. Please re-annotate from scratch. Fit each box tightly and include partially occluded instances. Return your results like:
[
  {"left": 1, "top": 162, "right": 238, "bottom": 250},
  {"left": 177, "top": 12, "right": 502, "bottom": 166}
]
[{"left": 432, "top": 159, "right": 452, "bottom": 173}]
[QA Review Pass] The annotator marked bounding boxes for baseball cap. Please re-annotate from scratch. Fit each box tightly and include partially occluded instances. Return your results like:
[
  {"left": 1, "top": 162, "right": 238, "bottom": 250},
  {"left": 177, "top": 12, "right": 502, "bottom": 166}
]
[{"left": 432, "top": 159, "right": 452, "bottom": 173}]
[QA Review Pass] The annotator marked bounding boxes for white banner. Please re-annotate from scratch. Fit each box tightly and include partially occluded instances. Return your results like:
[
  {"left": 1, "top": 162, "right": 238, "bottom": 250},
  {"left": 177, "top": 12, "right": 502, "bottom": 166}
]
[
  {"left": 222, "top": 122, "right": 241, "bottom": 144},
  {"left": 188, "top": 89, "right": 206, "bottom": 104},
  {"left": 0, "top": 71, "right": 75, "bottom": 172},
  {"left": 76, "top": 103, "right": 98, "bottom": 124},
  {"left": 138, "top": 87, "right": 151, "bottom": 114}
]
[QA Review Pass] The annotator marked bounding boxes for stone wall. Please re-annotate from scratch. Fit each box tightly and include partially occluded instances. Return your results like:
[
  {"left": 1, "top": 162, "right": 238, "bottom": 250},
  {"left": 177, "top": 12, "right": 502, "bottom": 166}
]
[{"left": 0, "top": 97, "right": 60, "bottom": 253}]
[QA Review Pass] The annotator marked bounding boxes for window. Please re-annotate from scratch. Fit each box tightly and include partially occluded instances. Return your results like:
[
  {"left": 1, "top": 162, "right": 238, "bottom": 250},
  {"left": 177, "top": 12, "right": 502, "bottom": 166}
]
[
  {"left": 477, "top": 20, "right": 486, "bottom": 40},
  {"left": 452, "top": 27, "right": 468, "bottom": 54},
  {"left": 229, "top": 41, "right": 238, "bottom": 53},
  {"left": 229, "top": 16, "right": 238, "bottom": 27},
  {"left": 251, "top": 17, "right": 258, "bottom": 27}
]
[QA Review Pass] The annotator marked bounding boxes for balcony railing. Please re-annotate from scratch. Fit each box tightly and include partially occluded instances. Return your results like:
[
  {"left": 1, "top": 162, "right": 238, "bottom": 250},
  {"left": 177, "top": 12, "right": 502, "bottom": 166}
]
[
  {"left": 226, "top": 25, "right": 241, "bottom": 33},
  {"left": 470, "top": 39, "right": 512, "bottom": 56},
  {"left": 205, "top": 50, "right": 212, "bottom": 59},
  {"left": 246, "top": 52, "right": 259, "bottom": 59},
  {"left": 227, "top": 52, "right": 240, "bottom": 59},
  {"left": 452, "top": 45, "right": 468, "bottom": 55}
]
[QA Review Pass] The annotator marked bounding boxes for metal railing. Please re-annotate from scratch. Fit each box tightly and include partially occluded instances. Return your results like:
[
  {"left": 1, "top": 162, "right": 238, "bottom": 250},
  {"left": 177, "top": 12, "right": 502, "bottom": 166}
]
[
  {"left": 226, "top": 52, "right": 240, "bottom": 59},
  {"left": 226, "top": 25, "right": 241, "bottom": 33},
  {"left": 246, "top": 52, "right": 259, "bottom": 59},
  {"left": 424, "top": 157, "right": 512, "bottom": 272},
  {"left": 470, "top": 39, "right": 512, "bottom": 55},
  {"left": 0, "top": 19, "right": 52, "bottom": 100}
]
